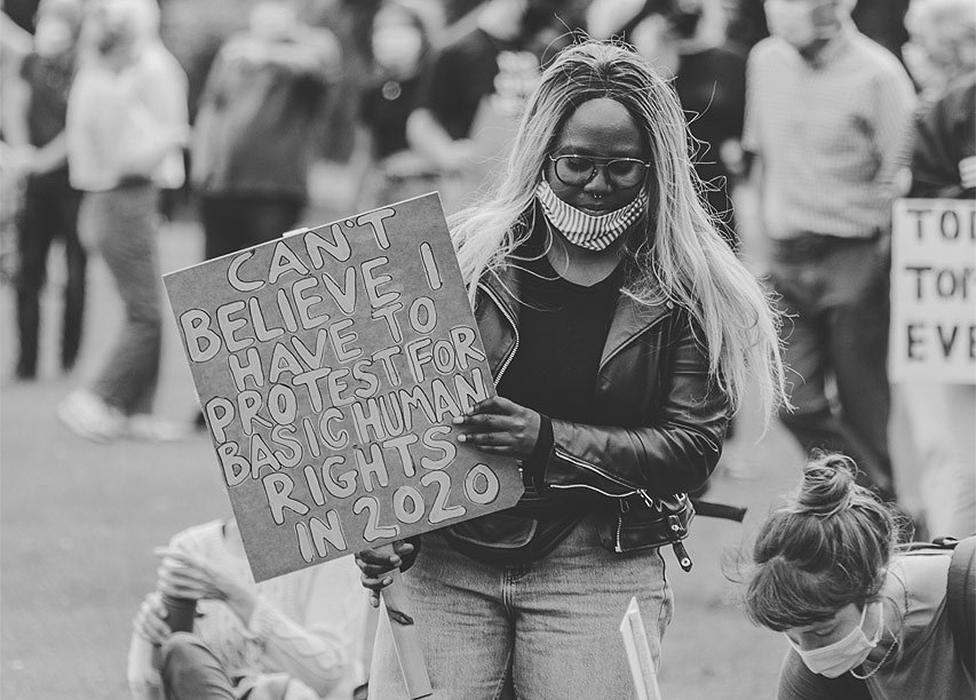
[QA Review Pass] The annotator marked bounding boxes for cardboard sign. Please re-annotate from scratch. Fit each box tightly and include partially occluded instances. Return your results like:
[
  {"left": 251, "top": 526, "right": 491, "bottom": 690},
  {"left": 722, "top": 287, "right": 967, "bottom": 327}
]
[
  {"left": 620, "top": 597, "right": 664, "bottom": 700},
  {"left": 164, "top": 193, "right": 524, "bottom": 581},
  {"left": 889, "top": 199, "right": 976, "bottom": 384}
]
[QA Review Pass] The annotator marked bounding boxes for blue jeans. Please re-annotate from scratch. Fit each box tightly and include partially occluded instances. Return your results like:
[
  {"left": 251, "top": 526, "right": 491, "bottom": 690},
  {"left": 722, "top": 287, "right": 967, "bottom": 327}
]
[
  {"left": 79, "top": 183, "right": 162, "bottom": 415},
  {"left": 770, "top": 233, "right": 894, "bottom": 498},
  {"left": 368, "top": 514, "right": 674, "bottom": 700}
]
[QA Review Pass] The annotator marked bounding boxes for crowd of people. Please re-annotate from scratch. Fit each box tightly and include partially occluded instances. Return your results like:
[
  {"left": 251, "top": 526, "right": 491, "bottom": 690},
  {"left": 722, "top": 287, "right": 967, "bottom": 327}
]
[{"left": 1, "top": 0, "right": 974, "bottom": 698}]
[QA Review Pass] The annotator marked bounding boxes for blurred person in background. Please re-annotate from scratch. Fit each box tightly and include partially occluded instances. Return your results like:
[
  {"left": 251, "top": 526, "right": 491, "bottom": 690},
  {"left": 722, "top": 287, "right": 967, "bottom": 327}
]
[
  {"left": 3, "top": 0, "right": 86, "bottom": 381},
  {"left": 897, "top": 0, "right": 976, "bottom": 539},
  {"left": 600, "top": 0, "right": 747, "bottom": 249},
  {"left": 346, "top": 0, "right": 444, "bottom": 209},
  {"left": 723, "top": 0, "right": 911, "bottom": 58},
  {"left": 742, "top": 454, "right": 975, "bottom": 699},
  {"left": 405, "top": 0, "right": 577, "bottom": 212},
  {"left": 744, "top": 0, "right": 916, "bottom": 501},
  {"left": 190, "top": 0, "right": 341, "bottom": 261},
  {"left": 127, "top": 517, "right": 369, "bottom": 700},
  {"left": 901, "top": 0, "right": 976, "bottom": 101},
  {"left": 59, "top": 0, "right": 190, "bottom": 442}
]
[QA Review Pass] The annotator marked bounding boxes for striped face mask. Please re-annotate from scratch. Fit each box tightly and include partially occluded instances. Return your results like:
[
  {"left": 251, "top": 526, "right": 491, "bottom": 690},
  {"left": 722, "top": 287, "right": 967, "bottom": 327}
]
[{"left": 536, "top": 180, "right": 647, "bottom": 251}]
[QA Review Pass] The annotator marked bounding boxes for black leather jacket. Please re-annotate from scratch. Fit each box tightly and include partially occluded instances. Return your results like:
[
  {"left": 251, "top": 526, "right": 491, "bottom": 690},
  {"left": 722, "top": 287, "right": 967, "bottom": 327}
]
[{"left": 476, "top": 262, "right": 731, "bottom": 556}]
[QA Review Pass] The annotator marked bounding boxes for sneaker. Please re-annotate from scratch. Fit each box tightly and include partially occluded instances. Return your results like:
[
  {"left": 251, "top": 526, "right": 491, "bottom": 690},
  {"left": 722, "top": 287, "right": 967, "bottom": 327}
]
[
  {"left": 57, "top": 391, "right": 124, "bottom": 442},
  {"left": 125, "top": 415, "right": 191, "bottom": 442}
]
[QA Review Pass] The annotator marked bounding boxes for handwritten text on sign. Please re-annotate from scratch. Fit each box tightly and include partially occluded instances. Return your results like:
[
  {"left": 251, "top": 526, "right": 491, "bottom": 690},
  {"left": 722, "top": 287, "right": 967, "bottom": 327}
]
[
  {"left": 164, "top": 194, "right": 523, "bottom": 581},
  {"left": 890, "top": 198, "right": 976, "bottom": 383}
]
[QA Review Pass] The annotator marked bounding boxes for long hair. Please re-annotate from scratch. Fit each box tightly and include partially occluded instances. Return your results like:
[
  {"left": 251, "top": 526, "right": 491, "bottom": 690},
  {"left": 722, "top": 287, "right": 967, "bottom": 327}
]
[
  {"left": 450, "top": 40, "right": 787, "bottom": 419},
  {"left": 743, "top": 454, "right": 903, "bottom": 630}
]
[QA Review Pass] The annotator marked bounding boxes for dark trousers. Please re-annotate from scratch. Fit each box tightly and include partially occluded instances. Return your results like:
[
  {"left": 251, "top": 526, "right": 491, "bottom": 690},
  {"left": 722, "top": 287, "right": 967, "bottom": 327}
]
[
  {"left": 200, "top": 193, "right": 304, "bottom": 261},
  {"left": 160, "top": 633, "right": 236, "bottom": 700},
  {"left": 14, "top": 171, "right": 85, "bottom": 377},
  {"left": 81, "top": 184, "right": 162, "bottom": 415},
  {"left": 770, "top": 233, "right": 895, "bottom": 499}
]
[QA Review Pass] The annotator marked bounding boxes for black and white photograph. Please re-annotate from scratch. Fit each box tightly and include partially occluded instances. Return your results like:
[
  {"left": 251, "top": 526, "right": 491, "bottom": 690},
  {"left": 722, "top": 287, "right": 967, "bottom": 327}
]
[{"left": 1, "top": 0, "right": 973, "bottom": 698}]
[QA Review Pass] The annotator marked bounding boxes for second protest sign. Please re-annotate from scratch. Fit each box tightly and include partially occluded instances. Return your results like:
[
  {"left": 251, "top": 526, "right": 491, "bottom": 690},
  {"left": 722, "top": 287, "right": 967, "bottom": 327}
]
[{"left": 164, "top": 193, "right": 524, "bottom": 581}]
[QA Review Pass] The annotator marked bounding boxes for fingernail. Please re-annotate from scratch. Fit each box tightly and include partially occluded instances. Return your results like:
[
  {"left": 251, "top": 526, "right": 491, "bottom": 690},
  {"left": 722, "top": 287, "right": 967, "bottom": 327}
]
[
  {"left": 383, "top": 577, "right": 392, "bottom": 586},
  {"left": 391, "top": 557, "right": 401, "bottom": 566},
  {"left": 457, "top": 434, "right": 466, "bottom": 443},
  {"left": 452, "top": 416, "right": 464, "bottom": 424}
]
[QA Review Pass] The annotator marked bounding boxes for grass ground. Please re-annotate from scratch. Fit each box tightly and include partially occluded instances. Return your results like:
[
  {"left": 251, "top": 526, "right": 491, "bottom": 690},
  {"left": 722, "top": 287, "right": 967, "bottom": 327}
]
[{"left": 0, "top": 206, "right": 857, "bottom": 699}]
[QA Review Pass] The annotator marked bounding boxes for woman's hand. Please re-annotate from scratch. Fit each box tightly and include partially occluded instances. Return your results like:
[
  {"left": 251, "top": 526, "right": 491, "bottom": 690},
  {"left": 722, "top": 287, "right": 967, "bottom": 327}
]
[
  {"left": 453, "top": 396, "right": 541, "bottom": 458},
  {"left": 133, "top": 591, "right": 171, "bottom": 644},
  {"left": 354, "top": 541, "right": 416, "bottom": 609},
  {"left": 154, "top": 547, "right": 258, "bottom": 624}
]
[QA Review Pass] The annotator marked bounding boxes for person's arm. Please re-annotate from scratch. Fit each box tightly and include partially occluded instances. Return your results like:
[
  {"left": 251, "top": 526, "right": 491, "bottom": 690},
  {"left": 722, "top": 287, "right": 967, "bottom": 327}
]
[
  {"left": 116, "top": 53, "right": 189, "bottom": 179},
  {"left": 406, "top": 107, "right": 474, "bottom": 172},
  {"left": 126, "top": 593, "right": 168, "bottom": 700},
  {"left": 246, "top": 563, "right": 363, "bottom": 696},
  {"left": 2, "top": 57, "right": 32, "bottom": 150},
  {"left": 453, "top": 309, "right": 729, "bottom": 497},
  {"left": 538, "top": 312, "right": 730, "bottom": 497},
  {"left": 156, "top": 546, "right": 351, "bottom": 697},
  {"left": 871, "top": 62, "right": 918, "bottom": 205},
  {"left": 405, "top": 42, "right": 476, "bottom": 172},
  {"left": 223, "top": 30, "right": 340, "bottom": 84},
  {"left": 908, "top": 84, "right": 972, "bottom": 198},
  {"left": 270, "top": 29, "right": 341, "bottom": 82}
]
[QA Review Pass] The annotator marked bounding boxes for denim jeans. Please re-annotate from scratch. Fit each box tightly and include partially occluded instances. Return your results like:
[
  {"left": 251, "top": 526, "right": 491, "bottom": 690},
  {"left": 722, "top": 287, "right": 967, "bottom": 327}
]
[
  {"left": 14, "top": 169, "right": 85, "bottom": 377},
  {"left": 770, "top": 233, "right": 894, "bottom": 498},
  {"left": 368, "top": 514, "right": 674, "bottom": 700},
  {"left": 79, "top": 183, "right": 162, "bottom": 415}
]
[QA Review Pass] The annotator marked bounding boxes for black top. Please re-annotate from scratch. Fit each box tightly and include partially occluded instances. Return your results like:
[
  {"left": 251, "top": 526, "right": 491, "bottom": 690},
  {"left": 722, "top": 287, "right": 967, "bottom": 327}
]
[
  {"left": 446, "top": 217, "right": 623, "bottom": 564},
  {"left": 674, "top": 46, "right": 746, "bottom": 239},
  {"left": 416, "top": 27, "right": 542, "bottom": 140},
  {"left": 21, "top": 52, "right": 74, "bottom": 151},
  {"left": 909, "top": 74, "right": 976, "bottom": 199},
  {"left": 359, "top": 74, "right": 422, "bottom": 160}
]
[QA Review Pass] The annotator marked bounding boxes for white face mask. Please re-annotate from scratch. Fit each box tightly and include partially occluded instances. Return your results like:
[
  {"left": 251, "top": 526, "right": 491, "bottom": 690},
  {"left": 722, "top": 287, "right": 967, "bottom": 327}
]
[
  {"left": 788, "top": 603, "right": 883, "bottom": 678},
  {"left": 372, "top": 24, "right": 423, "bottom": 74},
  {"left": 536, "top": 180, "right": 646, "bottom": 251},
  {"left": 765, "top": 0, "right": 840, "bottom": 50},
  {"left": 34, "top": 17, "right": 73, "bottom": 57}
]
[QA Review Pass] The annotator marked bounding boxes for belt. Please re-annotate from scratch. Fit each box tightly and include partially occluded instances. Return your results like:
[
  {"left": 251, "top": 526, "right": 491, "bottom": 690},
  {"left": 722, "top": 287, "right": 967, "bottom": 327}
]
[{"left": 771, "top": 230, "right": 881, "bottom": 261}]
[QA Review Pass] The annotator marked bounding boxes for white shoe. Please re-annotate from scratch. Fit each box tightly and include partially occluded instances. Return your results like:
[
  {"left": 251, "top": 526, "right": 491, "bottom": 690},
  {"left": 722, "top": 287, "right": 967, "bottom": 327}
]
[
  {"left": 125, "top": 415, "right": 190, "bottom": 442},
  {"left": 57, "top": 391, "right": 124, "bottom": 443}
]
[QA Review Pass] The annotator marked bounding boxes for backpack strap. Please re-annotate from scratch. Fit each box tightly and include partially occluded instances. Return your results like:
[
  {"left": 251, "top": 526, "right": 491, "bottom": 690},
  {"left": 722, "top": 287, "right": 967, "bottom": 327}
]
[{"left": 946, "top": 535, "right": 976, "bottom": 680}]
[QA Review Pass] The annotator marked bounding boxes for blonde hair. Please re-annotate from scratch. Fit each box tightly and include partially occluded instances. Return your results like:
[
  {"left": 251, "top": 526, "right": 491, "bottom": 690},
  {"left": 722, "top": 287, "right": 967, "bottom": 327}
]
[{"left": 450, "top": 41, "right": 787, "bottom": 420}]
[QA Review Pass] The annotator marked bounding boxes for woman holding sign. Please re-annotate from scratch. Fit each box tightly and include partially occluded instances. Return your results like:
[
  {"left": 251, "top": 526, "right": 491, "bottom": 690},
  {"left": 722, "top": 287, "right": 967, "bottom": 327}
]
[{"left": 358, "top": 40, "right": 787, "bottom": 698}]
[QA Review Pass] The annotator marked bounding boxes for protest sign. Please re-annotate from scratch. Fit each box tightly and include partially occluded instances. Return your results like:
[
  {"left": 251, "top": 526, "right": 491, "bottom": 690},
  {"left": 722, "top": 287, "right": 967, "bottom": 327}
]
[
  {"left": 620, "top": 597, "right": 664, "bottom": 700},
  {"left": 164, "top": 193, "right": 524, "bottom": 581},
  {"left": 889, "top": 199, "right": 976, "bottom": 384}
]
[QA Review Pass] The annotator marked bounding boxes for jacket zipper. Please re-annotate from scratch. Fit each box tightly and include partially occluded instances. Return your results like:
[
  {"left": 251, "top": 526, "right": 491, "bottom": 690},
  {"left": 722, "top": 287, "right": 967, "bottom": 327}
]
[
  {"left": 553, "top": 446, "right": 640, "bottom": 491},
  {"left": 550, "top": 483, "right": 637, "bottom": 498},
  {"left": 479, "top": 282, "right": 520, "bottom": 383},
  {"left": 615, "top": 498, "right": 630, "bottom": 552}
]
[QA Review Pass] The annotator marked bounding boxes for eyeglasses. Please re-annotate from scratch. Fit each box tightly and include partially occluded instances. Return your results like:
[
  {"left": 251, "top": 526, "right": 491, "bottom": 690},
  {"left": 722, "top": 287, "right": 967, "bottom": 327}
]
[{"left": 548, "top": 154, "right": 651, "bottom": 188}]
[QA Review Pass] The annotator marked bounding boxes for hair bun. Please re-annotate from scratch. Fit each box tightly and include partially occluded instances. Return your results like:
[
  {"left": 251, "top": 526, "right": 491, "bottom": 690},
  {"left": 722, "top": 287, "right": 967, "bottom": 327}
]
[{"left": 794, "top": 454, "right": 859, "bottom": 517}]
